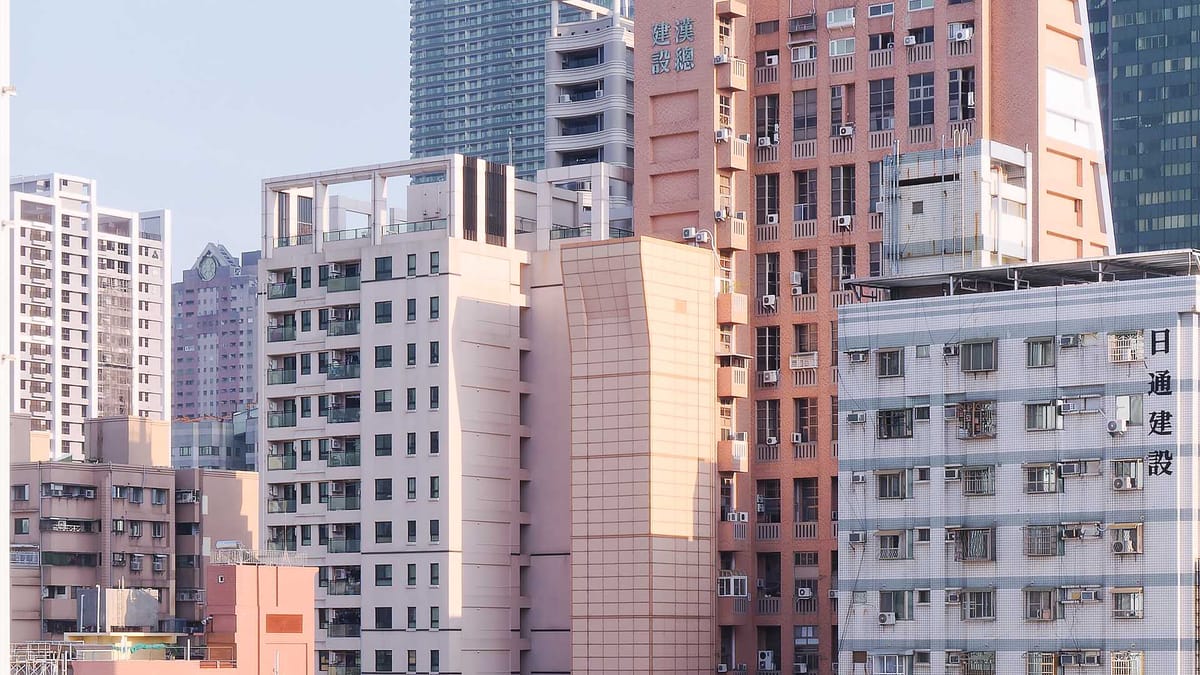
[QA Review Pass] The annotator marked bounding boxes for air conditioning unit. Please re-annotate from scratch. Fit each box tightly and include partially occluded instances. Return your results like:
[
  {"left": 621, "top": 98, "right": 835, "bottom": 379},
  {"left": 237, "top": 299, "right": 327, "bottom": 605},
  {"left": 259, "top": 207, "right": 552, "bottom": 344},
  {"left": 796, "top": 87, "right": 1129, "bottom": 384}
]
[
  {"left": 849, "top": 531, "right": 867, "bottom": 545},
  {"left": 942, "top": 344, "right": 960, "bottom": 357},
  {"left": 903, "top": 35, "right": 918, "bottom": 46},
  {"left": 757, "top": 136, "right": 773, "bottom": 147},
  {"left": 683, "top": 227, "right": 698, "bottom": 240},
  {"left": 791, "top": 286, "right": 806, "bottom": 296},
  {"left": 945, "top": 652, "right": 962, "bottom": 665},
  {"left": 945, "top": 467, "right": 962, "bottom": 480},
  {"left": 153, "top": 558, "right": 166, "bottom": 572},
  {"left": 734, "top": 210, "right": 747, "bottom": 221},
  {"left": 878, "top": 612, "right": 897, "bottom": 625},
  {"left": 758, "top": 651, "right": 775, "bottom": 671},
  {"left": 764, "top": 54, "right": 780, "bottom": 66},
  {"left": 797, "top": 587, "right": 814, "bottom": 599},
  {"left": 1061, "top": 527, "right": 1084, "bottom": 539},
  {"left": 790, "top": 271, "right": 806, "bottom": 286},
  {"left": 1059, "top": 334, "right": 1081, "bottom": 348},
  {"left": 835, "top": 215, "right": 853, "bottom": 229},
  {"left": 1059, "top": 462, "right": 1081, "bottom": 476},
  {"left": 966, "top": 91, "right": 976, "bottom": 108},
  {"left": 716, "top": 128, "right": 733, "bottom": 142},
  {"left": 761, "top": 370, "right": 779, "bottom": 384},
  {"left": 1059, "top": 402, "right": 1080, "bottom": 414},
  {"left": 717, "top": 665, "right": 729, "bottom": 673},
  {"left": 330, "top": 439, "right": 343, "bottom": 450},
  {"left": 1107, "top": 418, "right": 1127, "bottom": 436},
  {"left": 714, "top": 209, "right": 728, "bottom": 221},
  {"left": 761, "top": 294, "right": 777, "bottom": 309},
  {"left": 851, "top": 473, "right": 867, "bottom": 484},
  {"left": 726, "top": 512, "right": 740, "bottom": 522},
  {"left": 794, "top": 665, "right": 808, "bottom": 674},
  {"left": 41, "top": 587, "right": 51, "bottom": 599},
  {"left": 714, "top": 54, "right": 731, "bottom": 65},
  {"left": 829, "top": 589, "right": 839, "bottom": 599},
  {"left": 765, "top": 436, "right": 779, "bottom": 446},
  {"left": 738, "top": 512, "right": 749, "bottom": 522},
  {"left": 838, "top": 125, "right": 854, "bottom": 137},
  {"left": 696, "top": 231, "right": 711, "bottom": 244},
  {"left": 1080, "top": 590, "right": 1099, "bottom": 602},
  {"left": 793, "top": 432, "right": 807, "bottom": 444},
  {"left": 946, "top": 591, "right": 962, "bottom": 604},
  {"left": 1112, "top": 540, "right": 1129, "bottom": 553},
  {"left": 1113, "top": 476, "right": 1137, "bottom": 490},
  {"left": 953, "top": 27, "right": 974, "bottom": 41},
  {"left": 846, "top": 411, "right": 867, "bottom": 424},
  {"left": 847, "top": 351, "right": 868, "bottom": 363},
  {"left": 766, "top": 213, "right": 779, "bottom": 225},
  {"left": 559, "top": 94, "right": 572, "bottom": 103},
  {"left": 84, "top": 489, "right": 96, "bottom": 498},
  {"left": 331, "top": 524, "right": 345, "bottom": 536},
  {"left": 1060, "top": 653, "right": 1080, "bottom": 666}
]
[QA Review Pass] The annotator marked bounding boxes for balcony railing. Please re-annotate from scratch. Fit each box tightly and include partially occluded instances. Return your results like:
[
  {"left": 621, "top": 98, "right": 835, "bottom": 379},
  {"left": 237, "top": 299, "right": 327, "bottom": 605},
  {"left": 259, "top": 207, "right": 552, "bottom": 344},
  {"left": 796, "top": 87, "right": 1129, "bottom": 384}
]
[
  {"left": 327, "top": 364, "right": 361, "bottom": 380},
  {"left": 328, "top": 451, "right": 361, "bottom": 468},
  {"left": 267, "top": 281, "right": 297, "bottom": 299},
  {"left": 267, "top": 498, "right": 296, "bottom": 514},
  {"left": 267, "top": 369, "right": 296, "bottom": 385},
  {"left": 266, "top": 454, "right": 297, "bottom": 471},
  {"left": 327, "top": 495, "right": 361, "bottom": 511},
  {"left": 327, "top": 538, "right": 361, "bottom": 553},
  {"left": 756, "top": 523, "right": 781, "bottom": 540},
  {"left": 382, "top": 218, "right": 448, "bottom": 236},
  {"left": 327, "top": 579, "right": 362, "bottom": 596},
  {"left": 267, "top": 326, "right": 296, "bottom": 343},
  {"left": 266, "top": 539, "right": 297, "bottom": 552},
  {"left": 327, "top": 667, "right": 361, "bottom": 675},
  {"left": 275, "top": 234, "right": 312, "bottom": 248},
  {"left": 323, "top": 227, "right": 371, "bottom": 242},
  {"left": 550, "top": 225, "right": 592, "bottom": 240},
  {"left": 326, "top": 276, "right": 361, "bottom": 293},
  {"left": 326, "top": 623, "right": 361, "bottom": 638},
  {"left": 327, "top": 320, "right": 360, "bottom": 337},
  {"left": 327, "top": 408, "right": 361, "bottom": 424},
  {"left": 267, "top": 412, "right": 297, "bottom": 428}
]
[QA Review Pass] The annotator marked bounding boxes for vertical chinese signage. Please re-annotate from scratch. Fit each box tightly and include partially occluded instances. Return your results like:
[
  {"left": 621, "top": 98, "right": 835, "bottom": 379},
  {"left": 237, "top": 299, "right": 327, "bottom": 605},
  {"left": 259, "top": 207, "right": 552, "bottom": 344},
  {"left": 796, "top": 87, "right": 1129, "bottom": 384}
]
[
  {"left": 1146, "top": 329, "right": 1173, "bottom": 477},
  {"left": 650, "top": 18, "right": 695, "bottom": 75}
]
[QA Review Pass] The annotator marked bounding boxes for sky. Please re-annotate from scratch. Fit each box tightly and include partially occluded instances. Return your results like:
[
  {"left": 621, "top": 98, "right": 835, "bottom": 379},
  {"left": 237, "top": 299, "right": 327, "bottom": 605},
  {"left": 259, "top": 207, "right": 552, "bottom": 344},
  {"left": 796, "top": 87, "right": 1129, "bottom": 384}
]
[{"left": 12, "top": 0, "right": 411, "bottom": 279}]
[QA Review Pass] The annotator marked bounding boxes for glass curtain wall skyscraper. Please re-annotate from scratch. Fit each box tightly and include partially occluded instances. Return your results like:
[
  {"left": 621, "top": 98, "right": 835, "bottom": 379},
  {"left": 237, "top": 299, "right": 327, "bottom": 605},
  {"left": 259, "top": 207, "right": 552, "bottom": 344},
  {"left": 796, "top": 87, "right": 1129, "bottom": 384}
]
[
  {"left": 1088, "top": 0, "right": 1200, "bottom": 251},
  {"left": 410, "top": 0, "right": 633, "bottom": 180}
]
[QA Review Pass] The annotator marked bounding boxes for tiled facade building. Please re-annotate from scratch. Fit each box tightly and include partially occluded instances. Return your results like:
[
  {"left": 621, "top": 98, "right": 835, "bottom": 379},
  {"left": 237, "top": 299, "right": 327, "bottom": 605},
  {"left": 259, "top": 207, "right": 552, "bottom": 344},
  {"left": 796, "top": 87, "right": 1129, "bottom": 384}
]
[
  {"left": 633, "top": 0, "right": 1113, "bottom": 672},
  {"left": 171, "top": 243, "right": 259, "bottom": 420},
  {"left": 838, "top": 251, "right": 1200, "bottom": 674},
  {"left": 9, "top": 174, "right": 170, "bottom": 458}
]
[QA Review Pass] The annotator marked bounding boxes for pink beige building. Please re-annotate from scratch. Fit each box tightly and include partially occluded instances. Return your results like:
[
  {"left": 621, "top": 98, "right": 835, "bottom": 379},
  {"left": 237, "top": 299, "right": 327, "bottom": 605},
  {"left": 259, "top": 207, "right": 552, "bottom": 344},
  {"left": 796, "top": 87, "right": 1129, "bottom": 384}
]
[
  {"left": 9, "top": 416, "right": 259, "bottom": 641},
  {"left": 634, "top": 0, "right": 1113, "bottom": 672}
]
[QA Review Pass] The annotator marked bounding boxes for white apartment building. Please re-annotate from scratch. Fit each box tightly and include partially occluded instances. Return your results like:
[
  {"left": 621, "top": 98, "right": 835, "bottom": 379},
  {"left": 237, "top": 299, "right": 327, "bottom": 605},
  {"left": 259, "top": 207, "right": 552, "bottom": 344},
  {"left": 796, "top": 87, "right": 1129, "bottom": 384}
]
[
  {"left": 9, "top": 174, "right": 170, "bottom": 458},
  {"left": 837, "top": 250, "right": 1200, "bottom": 675}
]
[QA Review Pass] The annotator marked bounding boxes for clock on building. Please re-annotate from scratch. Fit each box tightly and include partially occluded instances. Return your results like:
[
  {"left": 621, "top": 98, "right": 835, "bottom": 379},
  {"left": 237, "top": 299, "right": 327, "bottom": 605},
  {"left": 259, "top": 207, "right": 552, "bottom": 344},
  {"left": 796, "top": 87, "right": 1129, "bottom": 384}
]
[{"left": 198, "top": 253, "right": 217, "bottom": 281}]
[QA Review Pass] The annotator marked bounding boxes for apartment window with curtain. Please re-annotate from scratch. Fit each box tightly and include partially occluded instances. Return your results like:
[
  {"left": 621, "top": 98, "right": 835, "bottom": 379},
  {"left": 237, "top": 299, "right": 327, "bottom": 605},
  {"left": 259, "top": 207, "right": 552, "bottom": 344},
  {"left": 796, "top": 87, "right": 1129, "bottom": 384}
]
[
  {"left": 869, "top": 78, "right": 895, "bottom": 131},
  {"left": 949, "top": 67, "right": 976, "bottom": 121},
  {"left": 755, "top": 94, "right": 780, "bottom": 140},
  {"left": 909, "top": 72, "right": 935, "bottom": 127},
  {"left": 756, "top": 399, "right": 780, "bottom": 444},
  {"left": 756, "top": 173, "right": 780, "bottom": 223},
  {"left": 756, "top": 326, "right": 781, "bottom": 372},
  {"left": 755, "top": 252, "right": 781, "bottom": 297},
  {"left": 831, "top": 246, "right": 857, "bottom": 286},
  {"left": 794, "top": 397, "right": 818, "bottom": 443},
  {"left": 794, "top": 169, "right": 817, "bottom": 221},
  {"left": 793, "top": 89, "right": 818, "bottom": 140},
  {"left": 794, "top": 249, "right": 818, "bottom": 294},
  {"left": 831, "top": 165, "right": 856, "bottom": 217}
]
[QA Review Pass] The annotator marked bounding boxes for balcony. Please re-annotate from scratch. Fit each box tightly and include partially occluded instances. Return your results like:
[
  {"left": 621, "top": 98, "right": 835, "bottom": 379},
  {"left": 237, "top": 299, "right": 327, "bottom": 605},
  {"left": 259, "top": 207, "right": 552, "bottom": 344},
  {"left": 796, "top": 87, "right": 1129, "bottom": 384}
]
[
  {"left": 718, "top": 213, "right": 748, "bottom": 250},
  {"left": 267, "top": 326, "right": 296, "bottom": 343},
  {"left": 795, "top": 522, "right": 818, "bottom": 539},
  {"left": 267, "top": 412, "right": 296, "bottom": 428},
  {"left": 327, "top": 623, "right": 361, "bottom": 638},
  {"left": 327, "top": 579, "right": 361, "bottom": 596},
  {"left": 717, "top": 136, "right": 749, "bottom": 171},
  {"left": 908, "top": 42, "right": 934, "bottom": 63},
  {"left": 869, "top": 129, "right": 895, "bottom": 150},
  {"left": 754, "top": 65, "right": 778, "bottom": 84},
  {"left": 327, "top": 408, "right": 361, "bottom": 424},
  {"left": 830, "top": 54, "right": 854, "bottom": 73},
  {"left": 715, "top": 57, "right": 747, "bottom": 92},
  {"left": 267, "top": 281, "right": 297, "bottom": 299},
  {"left": 715, "top": 0, "right": 747, "bottom": 18},
  {"left": 717, "top": 366, "right": 749, "bottom": 398},
  {"left": 326, "top": 276, "right": 361, "bottom": 293},
  {"left": 909, "top": 125, "right": 934, "bottom": 145},
  {"left": 267, "top": 498, "right": 297, "bottom": 514},
  {"left": 830, "top": 133, "right": 854, "bottom": 154},
  {"left": 328, "top": 450, "right": 361, "bottom": 468},
  {"left": 757, "top": 595, "right": 781, "bottom": 615},
  {"left": 327, "top": 320, "right": 360, "bottom": 337},
  {"left": 328, "top": 495, "right": 361, "bottom": 511},
  {"left": 267, "top": 369, "right": 297, "bottom": 385},
  {"left": 383, "top": 218, "right": 448, "bottom": 236},
  {"left": 328, "top": 538, "right": 361, "bottom": 554},
  {"left": 792, "top": 139, "right": 816, "bottom": 159},
  {"left": 716, "top": 293, "right": 748, "bottom": 325},
  {"left": 327, "top": 667, "right": 361, "bottom": 675},
  {"left": 718, "top": 435, "right": 749, "bottom": 473},
  {"left": 869, "top": 48, "right": 893, "bottom": 69},
  {"left": 756, "top": 523, "right": 781, "bottom": 540},
  {"left": 949, "top": 36, "right": 974, "bottom": 57},
  {"left": 275, "top": 234, "right": 312, "bottom": 248},
  {"left": 324, "top": 227, "right": 371, "bottom": 243},
  {"left": 794, "top": 442, "right": 817, "bottom": 459},
  {"left": 950, "top": 118, "right": 975, "bottom": 142},
  {"left": 792, "top": 293, "right": 817, "bottom": 313},
  {"left": 266, "top": 454, "right": 297, "bottom": 471},
  {"left": 266, "top": 539, "right": 297, "bottom": 552},
  {"left": 792, "top": 60, "right": 816, "bottom": 80},
  {"left": 327, "top": 364, "right": 361, "bottom": 380}
]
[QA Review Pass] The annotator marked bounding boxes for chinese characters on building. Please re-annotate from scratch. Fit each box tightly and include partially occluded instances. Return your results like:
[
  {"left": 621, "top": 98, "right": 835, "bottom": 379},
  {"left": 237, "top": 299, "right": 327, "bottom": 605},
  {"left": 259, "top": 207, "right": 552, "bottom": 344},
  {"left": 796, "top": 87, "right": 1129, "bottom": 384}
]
[
  {"left": 1146, "top": 328, "right": 1173, "bottom": 477},
  {"left": 650, "top": 18, "right": 695, "bottom": 75}
]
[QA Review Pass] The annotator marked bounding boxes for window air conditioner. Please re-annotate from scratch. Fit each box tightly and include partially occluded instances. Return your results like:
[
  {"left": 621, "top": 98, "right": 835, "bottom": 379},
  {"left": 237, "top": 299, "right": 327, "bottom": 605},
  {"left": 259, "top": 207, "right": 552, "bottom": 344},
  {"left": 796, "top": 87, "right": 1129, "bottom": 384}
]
[
  {"left": 835, "top": 215, "right": 853, "bottom": 229},
  {"left": 796, "top": 587, "right": 814, "bottom": 599},
  {"left": 716, "top": 128, "right": 733, "bottom": 142},
  {"left": 738, "top": 512, "right": 749, "bottom": 522},
  {"left": 847, "top": 351, "right": 868, "bottom": 363},
  {"left": 559, "top": 94, "right": 572, "bottom": 104},
  {"left": 791, "top": 271, "right": 806, "bottom": 285},
  {"left": 758, "top": 137, "right": 774, "bottom": 147},
  {"left": 793, "top": 432, "right": 807, "bottom": 444},
  {"left": 761, "top": 294, "right": 777, "bottom": 309},
  {"left": 943, "top": 344, "right": 960, "bottom": 357},
  {"left": 766, "top": 213, "right": 779, "bottom": 225},
  {"left": 953, "top": 27, "right": 974, "bottom": 41},
  {"left": 1113, "top": 476, "right": 1137, "bottom": 490},
  {"left": 791, "top": 286, "right": 806, "bottom": 296},
  {"left": 848, "top": 531, "right": 867, "bottom": 544},
  {"left": 764, "top": 54, "right": 780, "bottom": 66},
  {"left": 765, "top": 436, "right": 779, "bottom": 446},
  {"left": 903, "top": 35, "right": 918, "bottom": 46},
  {"left": 851, "top": 473, "right": 867, "bottom": 484},
  {"left": 761, "top": 370, "right": 779, "bottom": 385},
  {"left": 682, "top": 227, "right": 698, "bottom": 240},
  {"left": 714, "top": 54, "right": 731, "bottom": 65},
  {"left": 1059, "top": 334, "right": 1081, "bottom": 348},
  {"left": 838, "top": 125, "right": 854, "bottom": 137},
  {"left": 878, "top": 612, "right": 897, "bottom": 625},
  {"left": 846, "top": 411, "right": 867, "bottom": 424}
]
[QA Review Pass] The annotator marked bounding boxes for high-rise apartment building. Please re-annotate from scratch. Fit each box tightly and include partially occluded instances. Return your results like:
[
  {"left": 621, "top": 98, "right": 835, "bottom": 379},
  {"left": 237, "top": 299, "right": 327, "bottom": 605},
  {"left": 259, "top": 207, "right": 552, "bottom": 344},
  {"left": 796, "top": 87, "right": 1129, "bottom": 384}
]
[
  {"left": 837, "top": 250, "right": 1199, "bottom": 674},
  {"left": 9, "top": 174, "right": 171, "bottom": 458},
  {"left": 1088, "top": 1, "right": 1200, "bottom": 251},
  {"left": 171, "top": 407, "right": 258, "bottom": 471},
  {"left": 634, "top": 1, "right": 1113, "bottom": 672},
  {"left": 172, "top": 243, "right": 259, "bottom": 419}
]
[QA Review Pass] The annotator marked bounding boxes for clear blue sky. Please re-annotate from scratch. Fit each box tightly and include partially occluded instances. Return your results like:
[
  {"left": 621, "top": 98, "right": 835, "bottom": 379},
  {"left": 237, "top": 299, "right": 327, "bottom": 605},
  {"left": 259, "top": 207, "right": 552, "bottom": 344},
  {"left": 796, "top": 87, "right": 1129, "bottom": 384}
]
[{"left": 12, "top": 1, "right": 411, "bottom": 278}]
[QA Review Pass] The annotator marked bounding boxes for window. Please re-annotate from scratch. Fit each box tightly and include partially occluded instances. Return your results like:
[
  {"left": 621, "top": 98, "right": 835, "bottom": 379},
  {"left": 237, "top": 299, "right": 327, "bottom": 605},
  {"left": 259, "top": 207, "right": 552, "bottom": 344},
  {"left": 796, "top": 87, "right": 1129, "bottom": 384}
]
[
  {"left": 831, "top": 165, "right": 855, "bottom": 217},
  {"left": 430, "top": 562, "right": 440, "bottom": 587},
  {"left": 11, "top": 485, "right": 29, "bottom": 501},
  {"left": 959, "top": 340, "right": 996, "bottom": 372},
  {"left": 406, "top": 606, "right": 417, "bottom": 629},
  {"left": 407, "top": 520, "right": 417, "bottom": 543},
  {"left": 1025, "top": 402, "right": 1062, "bottom": 431},
  {"left": 406, "top": 564, "right": 417, "bottom": 586},
  {"left": 152, "top": 521, "right": 165, "bottom": 538},
  {"left": 1111, "top": 652, "right": 1143, "bottom": 675},
  {"left": 1024, "top": 464, "right": 1060, "bottom": 493},
  {"left": 755, "top": 173, "right": 779, "bottom": 225},
  {"left": 961, "top": 466, "right": 994, "bottom": 496},
  {"left": 375, "top": 256, "right": 392, "bottom": 281},
  {"left": 429, "top": 296, "right": 440, "bottom": 320},
  {"left": 406, "top": 298, "right": 416, "bottom": 321},
  {"left": 1113, "top": 588, "right": 1143, "bottom": 619},
  {"left": 877, "top": 531, "right": 908, "bottom": 560},
  {"left": 952, "top": 528, "right": 994, "bottom": 561},
  {"left": 301, "top": 267, "right": 311, "bottom": 288},
  {"left": 962, "top": 591, "right": 994, "bottom": 619},
  {"left": 1026, "top": 338, "right": 1055, "bottom": 367},
  {"left": 1023, "top": 525, "right": 1064, "bottom": 556},
  {"left": 949, "top": 68, "right": 976, "bottom": 121},
  {"left": 376, "top": 564, "right": 393, "bottom": 587},
  {"left": 1112, "top": 459, "right": 1143, "bottom": 489},
  {"left": 1111, "top": 524, "right": 1142, "bottom": 554},
  {"left": 376, "top": 479, "right": 393, "bottom": 501},
  {"left": 375, "top": 434, "right": 392, "bottom": 456},
  {"left": 430, "top": 607, "right": 440, "bottom": 630},
  {"left": 431, "top": 650, "right": 440, "bottom": 673},
  {"left": 375, "top": 650, "right": 393, "bottom": 673},
  {"left": 872, "top": 655, "right": 905, "bottom": 675},
  {"left": 375, "top": 346, "right": 392, "bottom": 368},
  {"left": 961, "top": 652, "right": 995, "bottom": 675},
  {"left": 375, "top": 606, "right": 392, "bottom": 629},
  {"left": 406, "top": 388, "right": 417, "bottom": 411},
  {"left": 876, "top": 471, "right": 909, "bottom": 499},
  {"left": 829, "top": 37, "right": 855, "bottom": 57},
  {"left": 407, "top": 651, "right": 417, "bottom": 673},
  {"left": 429, "top": 341, "right": 440, "bottom": 365},
  {"left": 877, "top": 409, "right": 913, "bottom": 439},
  {"left": 429, "top": 251, "right": 440, "bottom": 275},
  {"left": 908, "top": 72, "right": 935, "bottom": 127},
  {"left": 430, "top": 386, "right": 440, "bottom": 410},
  {"left": 430, "top": 519, "right": 440, "bottom": 543},
  {"left": 430, "top": 431, "right": 440, "bottom": 455},
  {"left": 793, "top": 90, "right": 818, "bottom": 141},
  {"left": 406, "top": 254, "right": 417, "bottom": 277},
  {"left": 375, "top": 301, "right": 392, "bottom": 324},
  {"left": 1026, "top": 653, "right": 1056, "bottom": 675},
  {"left": 406, "top": 343, "right": 417, "bottom": 366},
  {"left": 868, "top": 3, "right": 894, "bottom": 18},
  {"left": 826, "top": 7, "right": 855, "bottom": 28},
  {"left": 1115, "top": 395, "right": 1143, "bottom": 426},
  {"left": 375, "top": 390, "right": 393, "bottom": 413},
  {"left": 877, "top": 348, "right": 903, "bottom": 377},
  {"left": 869, "top": 79, "right": 895, "bottom": 131},
  {"left": 1109, "top": 331, "right": 1145, "bottom": 363},
  {"left": 755, "top": 20, "right": 779, "bottom": 34},
  {"left": 878, "top": 590, "right": 912, "bottom": 619},
  {"left": 376, "top": 521, "right": 393, "bottom": 543},
  {"left": 430, "top": 476, "right": 440, "bottom": 499},
  {"left": 14, "top": 518, "right": 29, "bottom": 535},
  {"left": 909, "top": 0, "right": 933, "bottom": 9},
  {"left": 406, "top": 432, "right": 417, "bottom": 456},
  {"left": 956, "top": 400, "right": 996, "bottom": 438},
  {"left": 1025, "top": 589, "right": 1057, "bottom": 621}
]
